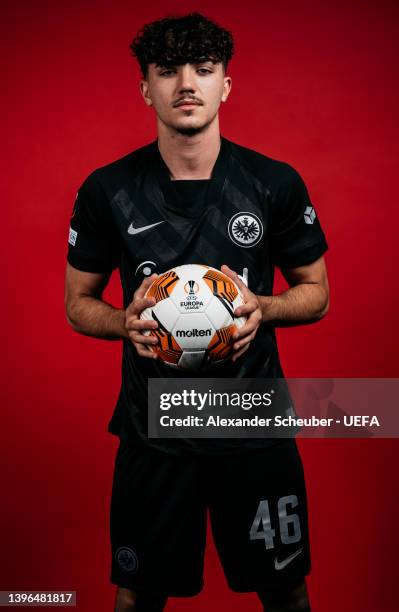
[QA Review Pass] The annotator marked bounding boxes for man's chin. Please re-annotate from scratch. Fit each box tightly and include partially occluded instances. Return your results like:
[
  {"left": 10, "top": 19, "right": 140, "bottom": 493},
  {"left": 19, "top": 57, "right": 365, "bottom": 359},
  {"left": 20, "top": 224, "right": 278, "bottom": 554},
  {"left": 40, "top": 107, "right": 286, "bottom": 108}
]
[
  {"left": 158, "top": 111, "right": 216, "bottom": 137},
  {"left": 175, "top": 125, "right": 205, "bottom": 136},
  {"left": 171, "top": 119, "right": 210, "bottom": 137}
]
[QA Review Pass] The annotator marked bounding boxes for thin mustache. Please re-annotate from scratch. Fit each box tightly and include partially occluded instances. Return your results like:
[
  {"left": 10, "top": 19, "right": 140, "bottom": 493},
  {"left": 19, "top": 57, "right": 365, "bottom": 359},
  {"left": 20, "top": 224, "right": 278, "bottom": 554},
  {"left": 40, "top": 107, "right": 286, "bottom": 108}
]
[{"left": 173, "top": 97, "right": 203, "bottom": 107}]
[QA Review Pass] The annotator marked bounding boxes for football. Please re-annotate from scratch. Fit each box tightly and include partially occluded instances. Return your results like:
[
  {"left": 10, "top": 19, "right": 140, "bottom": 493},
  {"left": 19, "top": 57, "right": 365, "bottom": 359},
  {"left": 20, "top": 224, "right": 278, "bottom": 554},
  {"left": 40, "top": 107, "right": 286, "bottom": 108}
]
[{"left": 140, "top": 264, "right": 247, "bottom": 370}]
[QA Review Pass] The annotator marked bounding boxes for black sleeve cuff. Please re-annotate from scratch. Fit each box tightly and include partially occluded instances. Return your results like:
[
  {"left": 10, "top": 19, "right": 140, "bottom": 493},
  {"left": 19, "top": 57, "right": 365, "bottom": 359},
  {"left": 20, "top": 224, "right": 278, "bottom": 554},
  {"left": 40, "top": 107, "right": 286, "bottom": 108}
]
[
  {"left": 273, "top": 238, "right": 328, "bottom": 269},
  {"left": 67, "top": 252, "right": 117, "bottom": 274}
]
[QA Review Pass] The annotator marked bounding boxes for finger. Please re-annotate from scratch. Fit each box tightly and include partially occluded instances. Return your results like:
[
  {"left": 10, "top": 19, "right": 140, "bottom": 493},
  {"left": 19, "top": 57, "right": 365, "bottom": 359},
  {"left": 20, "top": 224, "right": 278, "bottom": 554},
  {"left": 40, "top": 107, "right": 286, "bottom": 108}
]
[
  {"left": 135, "top": 344, "right": 159, "bottom": 359},
  {"left": 233, "top": 309, "right": 262, "bottom": 338},
  {"left": 234, "top": 300, "right": 258, "bottom": 317},
  {"left": 130, "top": 335, "right": 159, "bottom": 355},
  {"left": 231, "top": 343, "right": 250, "bottom": 363},
  {"left": 130, "top": 296, "right": 157, "bottom": 315},
  {"left": 221, "top": 264, "right": 249, "bottom": 295},
  {"left": 233, "top": 328, "right": 258, "bottom": 349},
  {"left": 130, "top": 332, "right": 159, "bottom": 346},
  {"left": 134, "top": 273, "right": 159, "bottom": 300},
  {"left": 233, "top": 318, "right": 260, "bottom": 341},
  {"left": 126, "top": 319, "right": 158, "bottom": 332}
]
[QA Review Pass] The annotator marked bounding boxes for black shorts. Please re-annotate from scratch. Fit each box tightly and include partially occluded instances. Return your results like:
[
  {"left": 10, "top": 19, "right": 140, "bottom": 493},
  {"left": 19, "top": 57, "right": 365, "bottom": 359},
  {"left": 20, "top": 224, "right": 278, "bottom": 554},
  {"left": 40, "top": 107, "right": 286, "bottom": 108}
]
[{"left": 110, "top": 438, "right": 311, "bottom": 597}]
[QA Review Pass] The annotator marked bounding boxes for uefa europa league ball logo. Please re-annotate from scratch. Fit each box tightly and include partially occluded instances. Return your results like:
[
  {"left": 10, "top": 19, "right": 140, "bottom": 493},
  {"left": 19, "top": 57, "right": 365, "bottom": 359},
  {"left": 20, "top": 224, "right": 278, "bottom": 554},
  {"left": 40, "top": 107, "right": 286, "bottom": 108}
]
[{"left": 184, "top": 280, "right": 199, "bottom": 295}]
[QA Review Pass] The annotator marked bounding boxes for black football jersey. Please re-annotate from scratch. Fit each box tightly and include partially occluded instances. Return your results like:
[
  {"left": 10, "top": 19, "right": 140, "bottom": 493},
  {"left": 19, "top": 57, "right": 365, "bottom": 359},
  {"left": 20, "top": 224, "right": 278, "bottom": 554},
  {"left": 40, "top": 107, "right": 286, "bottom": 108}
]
[{"left": 67, "top": 136, "right": 328, "bottom": 455}]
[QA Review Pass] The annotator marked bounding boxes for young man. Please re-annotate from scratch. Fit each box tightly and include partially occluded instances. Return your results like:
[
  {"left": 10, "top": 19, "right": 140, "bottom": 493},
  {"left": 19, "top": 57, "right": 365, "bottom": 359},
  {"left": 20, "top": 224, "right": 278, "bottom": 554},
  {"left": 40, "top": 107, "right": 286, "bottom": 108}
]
[{"left": 65, "top": 13, "right": 329, "bottom": 612}]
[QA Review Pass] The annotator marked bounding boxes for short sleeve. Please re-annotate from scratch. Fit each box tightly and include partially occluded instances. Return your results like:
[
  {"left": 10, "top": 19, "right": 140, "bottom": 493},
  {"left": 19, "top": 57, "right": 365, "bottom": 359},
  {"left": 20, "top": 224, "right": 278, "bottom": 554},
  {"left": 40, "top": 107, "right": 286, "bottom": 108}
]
[
  {"left": 67, "top": 172, "right": 120, "bottom": 273},
  {"left": 270, "top": 165, "right": 328, "bottom": 268}
]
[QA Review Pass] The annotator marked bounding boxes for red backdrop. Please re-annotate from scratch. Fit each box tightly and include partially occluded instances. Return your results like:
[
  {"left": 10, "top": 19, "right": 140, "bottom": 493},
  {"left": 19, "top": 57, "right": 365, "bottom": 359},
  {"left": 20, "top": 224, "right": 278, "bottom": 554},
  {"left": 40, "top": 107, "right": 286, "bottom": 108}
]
[{"left": 2, "top": 0, "right": 398, "bottom": 610}]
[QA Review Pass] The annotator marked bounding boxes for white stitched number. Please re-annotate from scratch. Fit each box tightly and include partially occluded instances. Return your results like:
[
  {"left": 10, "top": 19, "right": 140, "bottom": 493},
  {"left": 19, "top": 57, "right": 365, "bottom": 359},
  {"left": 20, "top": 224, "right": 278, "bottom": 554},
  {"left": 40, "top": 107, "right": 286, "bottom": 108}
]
[{"left": 249, "top": 495, "right": 301, "bottom": 549}]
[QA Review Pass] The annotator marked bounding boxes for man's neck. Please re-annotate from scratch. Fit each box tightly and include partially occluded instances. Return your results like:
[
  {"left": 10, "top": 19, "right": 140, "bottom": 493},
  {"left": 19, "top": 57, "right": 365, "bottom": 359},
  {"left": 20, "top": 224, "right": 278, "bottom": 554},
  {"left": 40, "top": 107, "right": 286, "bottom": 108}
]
[{"left": 157, "top": 120, "right": 221, "bottom": 180}]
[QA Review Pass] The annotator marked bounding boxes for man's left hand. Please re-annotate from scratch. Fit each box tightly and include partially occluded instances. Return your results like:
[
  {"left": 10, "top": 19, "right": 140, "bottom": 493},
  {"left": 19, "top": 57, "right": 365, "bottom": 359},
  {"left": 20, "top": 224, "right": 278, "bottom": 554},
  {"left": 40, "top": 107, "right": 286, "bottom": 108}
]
[{"left": 221, "top": 264, "right": 263, "bottom": 363}]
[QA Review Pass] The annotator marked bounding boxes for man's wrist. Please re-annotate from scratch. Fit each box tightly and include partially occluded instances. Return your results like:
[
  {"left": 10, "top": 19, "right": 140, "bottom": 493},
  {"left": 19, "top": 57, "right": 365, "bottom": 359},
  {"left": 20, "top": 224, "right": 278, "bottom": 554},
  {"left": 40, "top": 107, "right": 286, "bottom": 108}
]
[
  {"left": 256, "top": 282, "right": 329, "bottom": 327},
  {"left": 116, "top": 309, "right": 129, "bottom": 339},
  {"left": 257, "top": 294, "right": 277, "bottom": 323}
]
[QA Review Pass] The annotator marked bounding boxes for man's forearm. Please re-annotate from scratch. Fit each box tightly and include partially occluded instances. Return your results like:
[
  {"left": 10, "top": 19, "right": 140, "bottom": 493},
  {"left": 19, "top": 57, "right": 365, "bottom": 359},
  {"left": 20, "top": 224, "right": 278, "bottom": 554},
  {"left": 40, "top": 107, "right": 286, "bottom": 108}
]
[
  {"left": 258, "top": 283, "right": 329, "bottom": 327},
  {"left": 66, "top": 296, "right": 128, "bottom": 340}
]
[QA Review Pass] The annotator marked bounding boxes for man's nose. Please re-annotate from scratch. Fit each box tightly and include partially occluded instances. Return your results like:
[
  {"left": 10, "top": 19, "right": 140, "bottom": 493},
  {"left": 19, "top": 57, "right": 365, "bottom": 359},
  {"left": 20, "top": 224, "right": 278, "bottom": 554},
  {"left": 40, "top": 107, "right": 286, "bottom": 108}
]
[{"left": 177, "top": 64, "right": 196, "bottom": 92}]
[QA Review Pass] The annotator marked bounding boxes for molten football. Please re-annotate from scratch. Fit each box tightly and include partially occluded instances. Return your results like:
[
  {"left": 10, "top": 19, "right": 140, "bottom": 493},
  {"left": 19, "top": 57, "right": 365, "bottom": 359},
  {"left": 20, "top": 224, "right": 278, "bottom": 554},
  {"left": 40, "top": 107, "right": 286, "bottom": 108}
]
[{"left": 140, "top": 264, "right": 247, "bottom": 370}]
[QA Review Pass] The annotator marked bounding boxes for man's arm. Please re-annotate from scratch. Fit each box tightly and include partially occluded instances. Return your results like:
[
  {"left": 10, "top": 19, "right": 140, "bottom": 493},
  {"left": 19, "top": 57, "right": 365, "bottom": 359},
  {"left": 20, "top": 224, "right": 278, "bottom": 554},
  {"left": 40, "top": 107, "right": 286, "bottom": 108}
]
[
  {"left": 65, "top": 263, "right": 159, "bottom": 359},
  {"left": 221, "top": 257, "right": 329, "bottom": 361},
  {"left": 258, "top": 255, "right": 329, "bottom": 326},
  {"left": 65, "top": 262, "right": 128, "bottom": 340}
]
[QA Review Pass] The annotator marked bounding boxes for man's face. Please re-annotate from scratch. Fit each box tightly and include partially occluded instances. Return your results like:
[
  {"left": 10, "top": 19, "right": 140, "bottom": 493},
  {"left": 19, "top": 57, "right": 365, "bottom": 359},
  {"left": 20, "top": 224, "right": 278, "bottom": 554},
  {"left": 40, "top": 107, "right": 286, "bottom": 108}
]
[{"left": 140, "top": 60, "right": 232, "bottom": 135}]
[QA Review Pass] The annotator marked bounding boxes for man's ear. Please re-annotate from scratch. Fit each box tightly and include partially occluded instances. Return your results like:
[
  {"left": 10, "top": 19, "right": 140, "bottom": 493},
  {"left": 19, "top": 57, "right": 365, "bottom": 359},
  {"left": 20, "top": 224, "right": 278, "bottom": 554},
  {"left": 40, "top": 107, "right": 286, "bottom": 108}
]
[
  {"left": 221, "top": 76, "right": 232, "bottom": 102},
  {"left": 140, "top": 80, "right": 153, "bottom": 106}
]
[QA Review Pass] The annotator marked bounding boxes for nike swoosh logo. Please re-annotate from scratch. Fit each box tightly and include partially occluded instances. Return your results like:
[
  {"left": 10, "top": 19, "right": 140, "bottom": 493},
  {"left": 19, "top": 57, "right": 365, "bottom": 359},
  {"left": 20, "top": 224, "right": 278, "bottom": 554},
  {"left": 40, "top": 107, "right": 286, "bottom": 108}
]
[
  {"left": 274, "top": 547, "right": 303, "bottom": 571},
  {"left": 127, "top": 221, "right": 165, "bottom": 235}
]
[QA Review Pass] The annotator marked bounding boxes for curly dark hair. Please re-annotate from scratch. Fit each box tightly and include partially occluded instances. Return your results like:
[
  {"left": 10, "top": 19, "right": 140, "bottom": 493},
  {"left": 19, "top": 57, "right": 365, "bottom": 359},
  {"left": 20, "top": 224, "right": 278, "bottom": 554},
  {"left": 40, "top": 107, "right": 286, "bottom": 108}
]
[{"left": 130, "top": 12, "right": 234, "bottom": 78}]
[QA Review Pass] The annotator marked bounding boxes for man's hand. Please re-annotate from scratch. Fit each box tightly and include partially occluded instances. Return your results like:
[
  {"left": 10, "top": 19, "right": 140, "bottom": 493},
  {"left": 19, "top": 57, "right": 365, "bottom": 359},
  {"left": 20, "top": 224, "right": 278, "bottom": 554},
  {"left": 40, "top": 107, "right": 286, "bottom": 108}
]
[
  {"left": 221, "top": 264, "right": 263, "bottom": 363},
  {"left": 125, "top": 274, "right": 159, "bottom": 359}
]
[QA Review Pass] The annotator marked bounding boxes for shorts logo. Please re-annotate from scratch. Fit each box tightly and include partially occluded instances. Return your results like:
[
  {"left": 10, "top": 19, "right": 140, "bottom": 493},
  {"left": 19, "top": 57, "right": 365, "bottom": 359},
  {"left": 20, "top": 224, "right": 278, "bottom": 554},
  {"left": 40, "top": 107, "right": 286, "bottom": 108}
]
[
  {"left": 68, "top": 227, "right": 77, "bottom": 246},
  {"left": 274, "top": 547, "right": 303, "bottom": 571},
  {"left": 304, "top": 206, "right": 316, "bottom": 224},
  {"left": 115, "top": 547, "right": 139, "bottom": 573},
  {"left": 228, "top": 212, "right": 263, "bottom": 248}
]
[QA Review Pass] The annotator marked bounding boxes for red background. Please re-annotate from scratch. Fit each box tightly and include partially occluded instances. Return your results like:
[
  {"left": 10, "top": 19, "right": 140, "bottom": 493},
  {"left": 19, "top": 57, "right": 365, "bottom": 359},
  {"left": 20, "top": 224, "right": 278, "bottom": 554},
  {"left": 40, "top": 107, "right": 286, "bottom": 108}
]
[{"left": 2, "top": 0, "right": 399, "bottom": 610}]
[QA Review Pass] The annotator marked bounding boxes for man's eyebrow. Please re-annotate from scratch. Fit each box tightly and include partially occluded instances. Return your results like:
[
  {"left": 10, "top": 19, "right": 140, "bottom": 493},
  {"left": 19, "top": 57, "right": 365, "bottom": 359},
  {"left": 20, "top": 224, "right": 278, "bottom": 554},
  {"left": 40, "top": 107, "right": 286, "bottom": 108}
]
[{"left": 155, "top": 59, "right": 216, "bottom": 69}]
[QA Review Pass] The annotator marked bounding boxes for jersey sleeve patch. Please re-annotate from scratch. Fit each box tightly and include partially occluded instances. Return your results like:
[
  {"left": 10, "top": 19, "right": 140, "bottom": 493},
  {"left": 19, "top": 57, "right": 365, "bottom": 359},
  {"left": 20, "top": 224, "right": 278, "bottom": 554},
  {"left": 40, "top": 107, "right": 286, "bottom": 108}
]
[{"left": 68, "top": 227, "right": 77, "bottom": 246}]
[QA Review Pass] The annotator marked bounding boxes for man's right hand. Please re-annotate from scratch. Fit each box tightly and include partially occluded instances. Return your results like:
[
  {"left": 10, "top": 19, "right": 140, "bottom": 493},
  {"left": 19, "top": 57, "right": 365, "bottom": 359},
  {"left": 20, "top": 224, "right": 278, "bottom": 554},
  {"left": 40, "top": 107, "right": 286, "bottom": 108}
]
[{"left": 125, "top": 274, "right": 159, "bottom": 359}]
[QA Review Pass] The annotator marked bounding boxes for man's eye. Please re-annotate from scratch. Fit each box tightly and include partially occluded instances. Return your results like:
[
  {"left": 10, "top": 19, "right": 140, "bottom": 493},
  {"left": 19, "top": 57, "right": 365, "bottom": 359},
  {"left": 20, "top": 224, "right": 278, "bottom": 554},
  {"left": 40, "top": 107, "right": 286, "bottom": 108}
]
[{"left": 159, "top": 67, "right": 211, "bottom": 76}]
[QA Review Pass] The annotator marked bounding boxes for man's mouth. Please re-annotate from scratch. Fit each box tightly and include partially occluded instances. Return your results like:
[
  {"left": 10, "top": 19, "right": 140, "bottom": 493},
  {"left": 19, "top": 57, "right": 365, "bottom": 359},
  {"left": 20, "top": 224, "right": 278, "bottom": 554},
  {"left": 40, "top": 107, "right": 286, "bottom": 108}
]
[{"left": 174, "top": 99, "right": 202, "bottom": 108}]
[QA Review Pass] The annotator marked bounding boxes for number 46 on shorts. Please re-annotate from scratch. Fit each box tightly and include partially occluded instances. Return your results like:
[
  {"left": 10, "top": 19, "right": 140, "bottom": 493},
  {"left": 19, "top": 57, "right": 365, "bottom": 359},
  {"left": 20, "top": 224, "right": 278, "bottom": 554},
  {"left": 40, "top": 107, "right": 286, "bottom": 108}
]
[{"left": 249, "top": 495, "right": 302, "bottom": 549}]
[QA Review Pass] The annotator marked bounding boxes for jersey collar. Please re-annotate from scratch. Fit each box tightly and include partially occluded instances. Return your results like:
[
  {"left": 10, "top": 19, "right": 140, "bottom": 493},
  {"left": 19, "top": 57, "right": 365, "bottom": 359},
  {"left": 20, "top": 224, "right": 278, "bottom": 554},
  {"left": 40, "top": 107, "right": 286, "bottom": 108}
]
[{"left": 150, "top": 135, "right": 230, "bottom": 208}]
